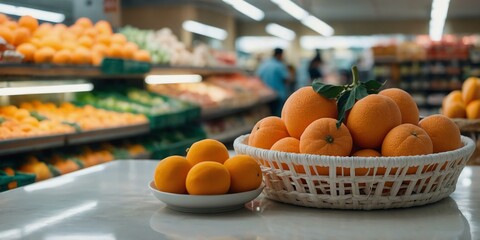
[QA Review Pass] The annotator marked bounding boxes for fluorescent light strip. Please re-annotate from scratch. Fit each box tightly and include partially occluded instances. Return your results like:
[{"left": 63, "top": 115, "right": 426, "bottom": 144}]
[
  {"left": 223, "top": 0, "right": 264, "bottom": 21},
  {"left": 429, "top": 0, "right": 450, "bottom": 41},
  {"left": 145, "top": 74, "right": 202, "bottom": 85},
  {"left": 0, "top": 83, "right": 93, "bottom": 96},
  {"left": 0, "top": 3, "right": 65, "bottom": 23},
  {"left": 182, "top": 20, "right": 227, "bottom": 40},
  {"left": 266, "top": 23, "right": 296, "bottom": 41},
  {"left": 301, "top": 15, "right": 334, "bottom": 37},
  {"left": 271, "top": 0, "right": 309, "bottom": 20}
]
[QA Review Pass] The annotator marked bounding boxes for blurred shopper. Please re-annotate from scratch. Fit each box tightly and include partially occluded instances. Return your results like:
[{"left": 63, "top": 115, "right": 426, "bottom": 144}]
[
  {"left": 256, "top": 48, "right": 290, "bottom": 116},
  {"left": 308, "top": 49, "right": 323, "bottom": 84},
  {"left": 286, "top": 64, "right": 297, "bottom": 96}
]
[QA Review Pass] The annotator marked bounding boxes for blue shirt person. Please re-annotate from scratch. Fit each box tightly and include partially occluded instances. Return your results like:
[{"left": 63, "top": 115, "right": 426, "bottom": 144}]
[{"left": 256, "top": 48, "right": 290, "bottom": 116}]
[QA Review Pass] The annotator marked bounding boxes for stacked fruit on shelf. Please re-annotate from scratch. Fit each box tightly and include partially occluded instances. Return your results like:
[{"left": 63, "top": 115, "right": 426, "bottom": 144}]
[
  {"left": 120, "top": 26, "right": 235, "bottom": 67},
  {"left": 18, "top": 101, "right": 147, "bottom": 131},
  {"left": 0, "top": 14, "right": 151, "bottom": 65},
  {"left": 442, "top": 77, "right": 480, "bottom": 119},
  {"left": 0, "top": 105, "right": 75, "bottom": 139},
  {"left": 148, "top": 74, "right": 274, "bottom": 110}
]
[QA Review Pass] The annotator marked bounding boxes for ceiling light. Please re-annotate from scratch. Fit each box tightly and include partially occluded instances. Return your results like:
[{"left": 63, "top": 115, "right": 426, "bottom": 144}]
[
  {"left": 301, "top": 15, "right": 334, "bottom": 36},
  {"left": 429, "top": 0, "right": 450, "bottom": 41},
  {"left": 0, "top": 3, "right": 65, "bottom": 23},
  {"left": 266, "top": 23, "right": 296, "bottom": 41},
  {"left": 271, "top": 0, "right": 309, "bottom": 20},
  {"left": 223, "top": 0, "right": 264, "bottom": 21},
  {"left": 0, "top": 83, "right": 93, "bottom": 96},
  {"left": 145, "top": 74, "right": 202, "bottom": 85},
  {"left": 182, "top": 20, "right": 227, "bottom": 40}
]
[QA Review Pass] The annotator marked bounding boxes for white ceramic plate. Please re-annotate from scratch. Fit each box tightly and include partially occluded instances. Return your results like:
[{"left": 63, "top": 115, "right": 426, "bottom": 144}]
[{"left": 149, "top": 181, "right": 264, "bottom": 213}]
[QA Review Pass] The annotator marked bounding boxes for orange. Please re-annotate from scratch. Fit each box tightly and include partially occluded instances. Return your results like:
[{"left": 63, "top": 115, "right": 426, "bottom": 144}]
[
  {"left": 34, "top": 47, "right": 55, "bottom": 63},
  {"left": 111, "top": 33, "right": 127, "bottom": 45},
  {"left": 83, "top": 28, "right": 98, "bottom": 39},
  {"left": 3, "top": 167, "right": 17, "bottom": 189},
  {"left": 52, "top": 49, "right": 71, "bottom": 65},
  {"left": 78, "top": 35, "right": 94, "bottom": 48},
  {"left": 4, "top": 21, "right": 18, "bottom": 30},
  {"left": 122, "top": 42, "right": 138, "bottom": 59},
  {"left": 0, "top": 13, "right": 8, "bottom": 24},
  {"left": 92, "top": 51, "right": 104, "bottom": 66},
  {"left": 68, "top": 25, "right": 84, "bottom": 36},
  {"left": 41, "top": 36, "right": 62, "bottom": 50},
  {"left": 133, "top": 50, "right": 151, "bottom": 62},
  {"left": 419, "top": 114, "right": 462, "bottom": 153},
  {"left": 186, "top": 139, "right": 230, "bottom": 165},
  {"left": 0, "top": 26, "right": 13, "bottom": 44},
  {"left": 186, "top": 161, "right": 230, "bottom": 195},
  {"left": 270, "top": 137, "right": 300, "bottom": 153},
  {"left": 52, "top": 23, "right": 68, "bottom": 32},
  {"left": 16, "top": 43, "right": 37, "bottom": 62},
  {"left": 71, "top": 47, "right": 92, "bottom": 65},
  {"left": 466, "top": 100, "right": 480, "bottom": 119},
  {"left": 379, "top": 88, "right": 419, "bottom": 124},
  {"left": 91, "top": 43, "right": 108, "bottom": 55},
  {"left": 443, "top": 101, "right": 466, "bottom": 118},
  {"left": 248, "top": 116, "right": 289, "bottom": 149},
  {"left": 462, "top": 77, "right": 480, "bottom": 105},
  {"left": 18, "top": 15, "right": 38, "bottom": 33},
  {"left": 12, "top": 27, "right": 31, "bottom": 46},
  {"left": 75, "top": 17, "right": 93, "bottom": 29},
  {"left": 62, "top": 41, "right": 78, "bottom": 51},
  {"left": 94, "top": 20, "right": 113, "bottom": 35},
  {"left": 300, "top": 118, "right": 353, "bottom": 156},
  {"left": 281, "top": 86, "right": 337, "bottom": 139},
  {"left": 153, "top": 156, "right": 191, "bottom": 194},
  {"left": 442, "top": 90, "right": 463, "bottom": 108},
  {"left": 107, "top": 43, "right": 123, "bottom": 58},
  {"left": 224, "top": 155, "right": 262, "bottom": 193},
  {"left": 352, "top": 149, "right": 381, "bottom": 157},
  {"left": 96, "top": 34, "right": 112, "bottom": 46},
  {"left": 347, "top": 94, "right": 402, "bottom": 149},
  {"left": 381, "top": 124, "right": 433, "bottom": 156}
]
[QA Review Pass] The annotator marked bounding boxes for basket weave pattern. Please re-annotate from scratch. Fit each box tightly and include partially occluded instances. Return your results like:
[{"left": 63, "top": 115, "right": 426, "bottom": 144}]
[{"left": 234, "top": 135, "right": 475, "bottom": 210}]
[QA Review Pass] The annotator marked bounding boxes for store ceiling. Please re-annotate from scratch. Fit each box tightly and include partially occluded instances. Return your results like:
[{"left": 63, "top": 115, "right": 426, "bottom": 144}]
[{"left": 5, "top": 0, "right": 480, "bottom": 23}]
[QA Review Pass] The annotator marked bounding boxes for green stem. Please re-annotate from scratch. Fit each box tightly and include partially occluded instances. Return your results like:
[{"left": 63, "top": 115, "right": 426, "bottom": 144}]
[{"left": 351, "top": 66, "right": 360, "bottom": 86}]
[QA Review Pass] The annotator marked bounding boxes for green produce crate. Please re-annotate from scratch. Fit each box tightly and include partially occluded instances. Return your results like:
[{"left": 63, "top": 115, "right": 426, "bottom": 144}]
[
  {"left": 150, "top": 137, "right": 204, "bottom": 159},
  {"left": 0, "top": 171, "right": 35, "bottom": 191},
  {"left": 0, "top": 173, "right": 14, "bottom": 192},
  {"left": 100, "top": 58, "right": 151, "bottom": 75}
]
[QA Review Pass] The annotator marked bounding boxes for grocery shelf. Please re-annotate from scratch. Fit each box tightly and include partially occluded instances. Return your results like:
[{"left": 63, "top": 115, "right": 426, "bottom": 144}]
[
  {"left": 66, "top": 123, "right": 150, "bottom": 145},
  {"left": 202, "top": 94, "right": 276, "bottom": 120},
  {"left": 209, "top": 123, "right": 253, "bottom": 143},
  {"left": 149, "top": 65, "right": 245, "bottom": 75},
  {"left": 0, "top": 134, "right": 65, "bottom": 157}
]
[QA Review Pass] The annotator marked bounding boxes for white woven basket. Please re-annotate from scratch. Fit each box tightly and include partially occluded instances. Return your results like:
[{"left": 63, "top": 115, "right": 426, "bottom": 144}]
[{"left": 234, "top": 135, "right": 475, "bottom": 210}]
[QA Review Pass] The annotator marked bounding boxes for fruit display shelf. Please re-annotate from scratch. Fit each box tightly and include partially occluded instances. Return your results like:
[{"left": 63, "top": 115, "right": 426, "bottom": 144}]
[
  {"left": 208, "top": 123, "right": 254, "bottom": 143},
  {"left": 202, "top": 93, "right": 276, "bottom": 120},
  {"left": 0, "top": 122, "right": 150, "bottom": 157}
]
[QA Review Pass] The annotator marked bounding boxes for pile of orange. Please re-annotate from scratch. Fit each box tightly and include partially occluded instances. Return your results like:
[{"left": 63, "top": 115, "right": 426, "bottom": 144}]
[
  {"left": 442, "top": 77, "right": 480, "bottom": 119},
  {"left": 248, "top": 86, "right": 463, "bottom": 175},
  {"left": 153, "top": 139, "right": 262, "bottom": 195},
  {"left": 0, "top": 14, "right": 151, "bottom": 65}
]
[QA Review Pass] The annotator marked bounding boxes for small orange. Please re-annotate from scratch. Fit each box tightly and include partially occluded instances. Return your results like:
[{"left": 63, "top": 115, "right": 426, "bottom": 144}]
[
  {"left": 68, "top": 25, "right": 84, "bottom": 36},
  {"left": 352, "top": 149, "right": 381, "bottom": 157},
  {"left": 270, "top": 137, "right": 300, "bottom": 153},
  {"left": 34, "top": 47, "right": 55, "bottom": 63},
  {"left": 248, "top": 116, "right": 290, "bottom": 149},
  {"left": 442, "top": 90, "right": 463, "bottom": 108},
  {"left": 419, "top": 114, "right": 462, "bottom": 153},
  {"left": 0, "top": 26, "right": 13, "bottom": 44},
  {"left": 16, "top": 43, "right": 37, "bottom": 62},
  {"left": 381, "top": 124, "right": 433, "bottom": 157},
  {"left": 78, "top": 35, "right": 94, "bottom": 48},
  {"left": 4, "top": 21, "right": 18, "bottom": 30},
  {"left": 300, "top": 118, "right": 353, "bottom": 156},
  {"left": 83, "top": 28, "right": 98, "bottom": 39},
  {"left": 153, "top": 156, "right": 191, "bottom": 194},
  {"left": 3, "top": 167, "right": 17, "bottom": 189},
  {"left": 281, "top": 86, "right": 337, "bottom": 138},
  {"left": 347, "top": 94, "right": 402, "bottom": 149},
  {"left": 0, "top": 13, "right": 8, "bottom": 24},
  {"left": 186, "top": 161, "right": 231, "bottom": 195},
  {"left": 348, "top": 149, "right": 382, "bottom": 176},
  {"left": 443, "top": 101, "right": 467, "bottom": 119},
  {"left": 94, "top": 20, "right": 113, "bottom": 35},
  {"left": 111, "top": 33, "right": 127, "bottom": 45},
  {"left": 71, "top": 47, "right": 92, "bottom": 65},
  {"left": 379, "top": 88, "right": 419, "bottom": 124},
  {"left": 92, "top": 51, "right": 104, "bottom": 66},
  {"left": 96, "top": 34, "right": 112, "bottom": 46},
  {"left": 52, "top": 23, "right": 68, "bottom": 32},
  {"left": 122, "top": 42, "right": 138, "bottom": 59},
  {"left": 18, "top": 15, "right": 38, "bottom": 33},
  {"left": 462, "top": 77, "right": 480, "bottom": 105},
  {"left": 92, "top": 43, "right": 109, "bottom": 55},
  {"left": 41, "top": 36, "right": 62, "bottom": 50},
  {"left": 224, "top": 155, "right": 262, "bottom": 193},
  {"left": 75, "top": 17, "right": 93, "bottom": 29},
  {"left": 12, "top": 27, "right": 31, "bottom": 46},
  {"left": 133, "top": 50, "right": 151, "bottom": 62},
  {"left": 52, "top": 49, "right": 71, "bottom": 65},
  {"left": 186, "top": 139, "right": 230, "bottom": 165},
  {"left": 107, "top": 43, "right": 123, "bottom": 58},
  {"left": 466, "top": 100, "right": 480, "bottom": 119}
]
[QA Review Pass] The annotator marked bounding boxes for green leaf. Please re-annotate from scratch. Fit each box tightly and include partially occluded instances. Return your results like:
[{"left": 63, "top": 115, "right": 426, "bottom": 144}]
[
  {"left": 362, "top": 80, "right": 384, "bottom": 91},
  {"left": 0, "top": 117, "right": 5, "bottom": 124},
  {"left": 336, "top": 90, "right": 356, "bottom": 128},
  {"left": 62, "top": 121, "right": 82, "bottom": 133},
  {"left": 30, "top": 111, "right": 48, "bottom": 121},
  {"left": 354, "top": 85, "right": 368, "bottom": 100},
  {"left": 312, "top": 81, "right": 345, "bottom": 99}
]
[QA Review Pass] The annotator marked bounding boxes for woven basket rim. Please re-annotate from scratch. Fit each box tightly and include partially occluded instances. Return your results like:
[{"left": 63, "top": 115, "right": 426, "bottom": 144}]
[{"left": 233, "top": 134, "right": 475, "bottom": 167}]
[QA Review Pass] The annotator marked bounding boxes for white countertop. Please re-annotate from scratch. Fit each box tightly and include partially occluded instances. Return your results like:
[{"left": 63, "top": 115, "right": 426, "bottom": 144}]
[{"left": 0, "top": 160, "right": 477, "bottom": 240}]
